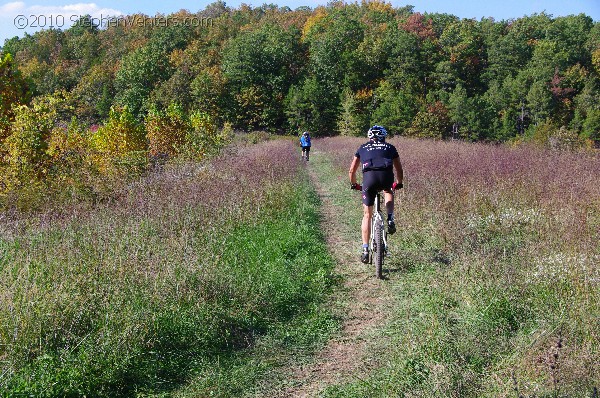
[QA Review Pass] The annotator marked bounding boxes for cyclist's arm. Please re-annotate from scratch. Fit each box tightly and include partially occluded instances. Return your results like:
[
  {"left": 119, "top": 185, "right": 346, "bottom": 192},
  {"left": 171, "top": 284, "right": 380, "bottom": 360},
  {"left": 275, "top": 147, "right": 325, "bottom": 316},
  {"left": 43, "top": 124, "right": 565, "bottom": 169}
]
[
  {"left": 393, "top": 157, "right": 403, "bottom": 184},
  {"left": 349, "top": 156, "right": 360, "bottom": 185}
]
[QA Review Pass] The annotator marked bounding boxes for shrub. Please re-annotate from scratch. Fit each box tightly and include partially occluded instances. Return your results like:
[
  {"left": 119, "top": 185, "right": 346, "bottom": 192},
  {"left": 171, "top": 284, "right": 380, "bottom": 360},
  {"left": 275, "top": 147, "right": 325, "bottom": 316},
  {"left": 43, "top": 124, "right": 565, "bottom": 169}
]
[
  {"left": 90, "top": 106, "right": 148, "bottom": 176},
  {"left": 46, "top": 117, "right": 97, "bottom": 200},
  {"left": 145, "top": 103, "right": 189, "bottom": 159},
  {"left": 547, "top": 126, "right": 589, "bottom": 151},
  {"left": 0, "top": 93, "right": 68, "bottom": 207},
  {"left": 0, "top": 53, "right": 32, "bottom": 143},
  {"left": 184, "top": 111, "right": 231, "bottom": 159},
  {"left": 91, "top": 106, "right": 147, "bottom": 156},
  {"left": 528, "top": 119, "right": 590, "bottom": 150},
  {"left": 581, "top": 108, "right": 600, "bottom": 142}
]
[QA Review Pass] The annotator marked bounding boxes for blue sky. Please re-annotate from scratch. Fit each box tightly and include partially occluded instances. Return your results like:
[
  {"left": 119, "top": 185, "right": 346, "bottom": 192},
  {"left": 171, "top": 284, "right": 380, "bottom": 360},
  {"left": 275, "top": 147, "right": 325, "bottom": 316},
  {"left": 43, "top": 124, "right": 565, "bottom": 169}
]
[{"left": 1, "top": 0, "right": 599, "bottom": 45}]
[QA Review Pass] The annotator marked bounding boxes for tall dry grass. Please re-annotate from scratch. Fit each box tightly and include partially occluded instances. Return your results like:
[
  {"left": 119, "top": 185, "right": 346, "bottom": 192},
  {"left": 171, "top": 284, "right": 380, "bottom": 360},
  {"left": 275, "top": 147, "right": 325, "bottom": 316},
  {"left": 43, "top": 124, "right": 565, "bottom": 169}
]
[
  {"left": 317, "top": 136, "right": 599, "bottom": 396},
  {"left": 0, "top": 139, "right": 335, "bottom": 396}
]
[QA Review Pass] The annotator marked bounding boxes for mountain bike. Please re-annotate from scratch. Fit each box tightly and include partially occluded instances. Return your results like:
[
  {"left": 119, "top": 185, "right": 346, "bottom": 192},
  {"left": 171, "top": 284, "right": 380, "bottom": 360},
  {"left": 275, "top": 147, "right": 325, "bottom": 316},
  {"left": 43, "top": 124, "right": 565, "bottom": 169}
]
[{"left": 352, "top": 183, "right": 401, "bottom": 279}]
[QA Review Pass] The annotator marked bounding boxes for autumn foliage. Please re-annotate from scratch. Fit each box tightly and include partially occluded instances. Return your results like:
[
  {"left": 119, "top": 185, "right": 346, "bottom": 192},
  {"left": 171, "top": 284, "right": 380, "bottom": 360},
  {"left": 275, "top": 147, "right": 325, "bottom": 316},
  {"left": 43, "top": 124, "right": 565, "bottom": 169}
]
[{"left": 1, "top": 3, "right": 599, "bottom": 207}]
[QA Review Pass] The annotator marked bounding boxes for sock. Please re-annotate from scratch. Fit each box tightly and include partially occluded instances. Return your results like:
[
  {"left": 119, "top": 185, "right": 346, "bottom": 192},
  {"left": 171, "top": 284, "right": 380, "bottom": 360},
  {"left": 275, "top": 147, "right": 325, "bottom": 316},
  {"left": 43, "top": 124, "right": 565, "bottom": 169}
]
[
  {"left": 362, "top": 243, "right": 369, "bottom": 250},
  {"left": 388, "top": 213, "right": 394, "bottom": 221}
]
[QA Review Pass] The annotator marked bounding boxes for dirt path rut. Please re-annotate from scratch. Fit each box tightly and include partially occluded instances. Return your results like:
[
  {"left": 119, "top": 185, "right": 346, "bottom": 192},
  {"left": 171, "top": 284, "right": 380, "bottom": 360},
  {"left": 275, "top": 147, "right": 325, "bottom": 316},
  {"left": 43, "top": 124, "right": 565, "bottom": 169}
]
[{"left": 280, "top": 160, "right": 393, "bottom": 397}]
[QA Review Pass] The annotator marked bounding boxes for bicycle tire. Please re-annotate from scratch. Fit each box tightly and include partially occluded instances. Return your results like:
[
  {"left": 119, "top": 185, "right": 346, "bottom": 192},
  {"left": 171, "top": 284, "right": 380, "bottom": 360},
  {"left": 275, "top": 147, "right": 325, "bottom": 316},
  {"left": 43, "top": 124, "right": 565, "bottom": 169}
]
[{"left": 373, "top": 220, "right": 384, "bottom": 279}]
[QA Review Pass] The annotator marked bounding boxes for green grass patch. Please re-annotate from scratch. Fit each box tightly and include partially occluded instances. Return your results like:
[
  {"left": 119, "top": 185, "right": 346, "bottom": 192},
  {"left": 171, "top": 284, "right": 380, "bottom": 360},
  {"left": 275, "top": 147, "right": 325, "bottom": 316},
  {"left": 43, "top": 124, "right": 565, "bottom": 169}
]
[{"left": 0, "top": 167, "right": 337, "bottom": 397}]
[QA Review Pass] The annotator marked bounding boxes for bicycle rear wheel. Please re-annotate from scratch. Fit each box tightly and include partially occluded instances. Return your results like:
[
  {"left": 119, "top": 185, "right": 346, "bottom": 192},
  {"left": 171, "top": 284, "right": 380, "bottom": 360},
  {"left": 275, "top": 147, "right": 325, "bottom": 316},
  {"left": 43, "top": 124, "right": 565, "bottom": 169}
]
[{"left": 373, "top": 220, "right": 384, "bottom": 279}]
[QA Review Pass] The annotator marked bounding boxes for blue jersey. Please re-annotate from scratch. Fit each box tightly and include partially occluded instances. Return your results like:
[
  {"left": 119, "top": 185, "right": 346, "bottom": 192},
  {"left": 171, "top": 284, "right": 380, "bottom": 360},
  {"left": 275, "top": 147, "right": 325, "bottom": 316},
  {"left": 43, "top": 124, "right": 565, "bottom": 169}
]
[
  {"left": 354, "top": 140, "right": 399, "bottom": 172},
  {"left": 300, "top": 136, "right": 311, "bottom": 147}
]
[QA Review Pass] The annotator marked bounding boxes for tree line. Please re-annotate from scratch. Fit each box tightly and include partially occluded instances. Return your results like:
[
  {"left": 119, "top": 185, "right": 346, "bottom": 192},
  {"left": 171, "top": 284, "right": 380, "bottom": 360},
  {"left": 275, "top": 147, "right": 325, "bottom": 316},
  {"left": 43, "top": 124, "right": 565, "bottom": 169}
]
[{"left": 1, "top": 1, "right": 599, "bottom": 145}]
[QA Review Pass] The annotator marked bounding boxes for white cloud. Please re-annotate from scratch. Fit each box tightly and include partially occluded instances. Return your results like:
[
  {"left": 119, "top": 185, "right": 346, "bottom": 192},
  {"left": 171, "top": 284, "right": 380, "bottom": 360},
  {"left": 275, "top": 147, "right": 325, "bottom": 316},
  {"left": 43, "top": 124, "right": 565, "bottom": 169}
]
[
  {"left": 27, "top": 3, "right": 122, "bottom": 17},
  {"left": 0, "top": 2, "right": 122, "bottom": 19},
  {"left": 0, "top": 2, "right": 123, "bottom": 43},
  {"left": 0, "top": 2, "right": 26, "bottom": 14}
]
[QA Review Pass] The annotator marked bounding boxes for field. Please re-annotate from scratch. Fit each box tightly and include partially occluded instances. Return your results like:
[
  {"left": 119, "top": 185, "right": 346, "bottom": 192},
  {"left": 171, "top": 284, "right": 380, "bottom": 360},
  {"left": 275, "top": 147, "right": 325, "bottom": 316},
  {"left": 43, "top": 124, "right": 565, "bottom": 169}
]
[
  {"left": 316, "top": 137, "right": 600, "bottom": 397},
  {"left": 0, "top": 139, "right": 336, "bottom": 396},
  {"left": 1, "top": 136, "right": 599, "bottom": 396}
]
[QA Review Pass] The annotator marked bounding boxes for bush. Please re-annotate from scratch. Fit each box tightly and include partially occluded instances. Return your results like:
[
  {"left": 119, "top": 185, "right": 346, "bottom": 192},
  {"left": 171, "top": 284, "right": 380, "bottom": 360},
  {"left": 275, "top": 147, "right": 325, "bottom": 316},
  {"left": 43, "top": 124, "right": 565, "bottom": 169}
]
[
  {"left": 184, "top": 111, "right": 231, "bottom": 159},
  {"left": 547, "top": 126, "right": 589, "bottom": 151},
  {"left": 46, "top": 117, "right": 98, "bottom": 201},
  {"left": 582, "top": 108, "right": 600, "bottom": 142},
  {"left": 90, "top": 106, "right": 148, "bottom": 176},
  {"left": 0, "top": 53, "right": 32, "bottom": 143},
  {"left": 145, "top": 103, "right": 189, "bottom": 159},
  {"left": 528, "top": 119, "right": 590, "bottom": 150},
  {"left": 0, "top": 93, "right": 68, "bottom": 207}
]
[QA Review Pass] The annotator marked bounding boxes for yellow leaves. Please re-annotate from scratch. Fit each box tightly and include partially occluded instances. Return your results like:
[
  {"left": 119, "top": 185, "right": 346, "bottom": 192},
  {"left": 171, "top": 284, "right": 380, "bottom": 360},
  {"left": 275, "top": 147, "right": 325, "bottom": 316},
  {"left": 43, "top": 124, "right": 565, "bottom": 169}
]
[
  {"left": 92, "top": 107, "right": 147, "bottom": 156},
  {"left": 302, "top": 7, "right": 327, "bottom": 41},
  {"left": 1, "top": 95, "right": 231, "bottom": 208},
  {"left": 186, "top": 112, "right": 231, "bottom": 160},
  {"left": 169, "top": 49, "right": 186, "bottom": 68},
  {"left": 592, "top": 48, "right": 600, "bottom": 75},
  {"left": 362, "top": 0, "right": 394, "bottom": 15}
]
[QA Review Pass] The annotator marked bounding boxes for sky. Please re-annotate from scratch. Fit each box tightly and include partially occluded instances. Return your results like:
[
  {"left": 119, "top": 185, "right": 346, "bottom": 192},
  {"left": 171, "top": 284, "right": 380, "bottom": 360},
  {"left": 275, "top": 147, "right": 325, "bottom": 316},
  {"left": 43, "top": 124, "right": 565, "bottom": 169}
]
[{"left": 1, "top": 0, "right": 599, "bottom": 45}]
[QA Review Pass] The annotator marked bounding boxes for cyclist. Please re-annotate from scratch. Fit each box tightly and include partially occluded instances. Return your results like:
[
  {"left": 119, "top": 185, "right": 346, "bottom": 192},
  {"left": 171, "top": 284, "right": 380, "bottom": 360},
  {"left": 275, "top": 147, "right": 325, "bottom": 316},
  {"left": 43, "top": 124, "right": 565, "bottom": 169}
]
[
  {"left": 300, "top": 131, "right": 311, "bottom": 161},
  {"left": 349, "top": 125, "right": 403, "bottom": 264}
]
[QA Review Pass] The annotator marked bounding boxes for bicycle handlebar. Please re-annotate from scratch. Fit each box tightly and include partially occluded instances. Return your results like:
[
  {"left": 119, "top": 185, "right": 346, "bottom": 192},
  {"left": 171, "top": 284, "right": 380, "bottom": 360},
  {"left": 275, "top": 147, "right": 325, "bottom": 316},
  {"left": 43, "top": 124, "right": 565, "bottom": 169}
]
[{"left": 350, "top": 182, "right": 403, "bottom": 191}]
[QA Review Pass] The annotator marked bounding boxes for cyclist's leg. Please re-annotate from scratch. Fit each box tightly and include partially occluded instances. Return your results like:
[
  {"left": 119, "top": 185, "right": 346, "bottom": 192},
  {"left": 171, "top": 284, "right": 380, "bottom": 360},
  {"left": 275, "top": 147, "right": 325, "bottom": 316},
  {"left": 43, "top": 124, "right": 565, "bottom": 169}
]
[
  {"left": 382, "top": 170, "right": 395, "bottom": 216},
  {"left": 361, "top": 172, "right": 378, "bottom": 245},
  {"left": 383, "top": 190, "right": 394, "bottom": 215},
  {"left": 362, "top": 204, "right": 373, "bottom": 245}
]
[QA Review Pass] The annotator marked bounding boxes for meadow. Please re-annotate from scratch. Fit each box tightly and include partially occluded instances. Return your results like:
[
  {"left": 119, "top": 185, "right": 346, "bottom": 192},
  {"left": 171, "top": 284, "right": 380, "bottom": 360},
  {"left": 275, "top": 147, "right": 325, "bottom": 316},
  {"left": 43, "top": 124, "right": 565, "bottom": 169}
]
[
  {"left": 316, "top": 137, "right": 599, "bottom": 396},
  {"left": 0, "top": 135, "right": 598, "bottom": 397},
  {"left": 0, "top": 139, "right": 336, "bottom": 396}
]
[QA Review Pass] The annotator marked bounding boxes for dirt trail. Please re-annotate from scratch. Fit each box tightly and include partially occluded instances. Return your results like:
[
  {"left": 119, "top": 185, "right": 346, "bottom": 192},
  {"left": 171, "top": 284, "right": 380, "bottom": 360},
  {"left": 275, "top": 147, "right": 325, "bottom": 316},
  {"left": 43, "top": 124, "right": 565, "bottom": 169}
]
[{"left": 280, "top": 161, "right": 393, "bottom": 397}]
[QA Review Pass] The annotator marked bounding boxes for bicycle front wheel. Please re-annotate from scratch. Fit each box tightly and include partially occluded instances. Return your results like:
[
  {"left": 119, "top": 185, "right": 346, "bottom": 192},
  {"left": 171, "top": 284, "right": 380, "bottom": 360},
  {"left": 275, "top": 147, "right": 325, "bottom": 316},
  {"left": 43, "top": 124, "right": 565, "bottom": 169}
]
[{"left": 373, "top": 220, "right": 384, "bottom": 279}]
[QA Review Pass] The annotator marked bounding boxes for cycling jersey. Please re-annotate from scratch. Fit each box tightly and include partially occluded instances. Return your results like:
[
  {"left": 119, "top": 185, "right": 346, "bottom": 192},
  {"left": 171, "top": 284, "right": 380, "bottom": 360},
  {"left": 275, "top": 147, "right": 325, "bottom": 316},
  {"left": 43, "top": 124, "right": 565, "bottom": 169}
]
[
  {"left": 354, "top": 140, "right": 399, "bottom": 172},
  {"left": 300, "top": 136, "right": 311, "bottom": 147},
  {"left": 354, "top": 140, "right": 399, "bottom": 206}
]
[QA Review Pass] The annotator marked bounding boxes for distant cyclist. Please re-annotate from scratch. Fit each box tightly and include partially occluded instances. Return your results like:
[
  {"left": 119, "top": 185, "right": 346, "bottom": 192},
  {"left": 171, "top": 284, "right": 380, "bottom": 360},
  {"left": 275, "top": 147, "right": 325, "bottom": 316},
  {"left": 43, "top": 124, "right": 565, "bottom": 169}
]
[
  {"left": 300, "top": 131, "right": 311, "bottom": 161},
  {"left": 349, "top": 125, "right": 403, "bottom": 263}
]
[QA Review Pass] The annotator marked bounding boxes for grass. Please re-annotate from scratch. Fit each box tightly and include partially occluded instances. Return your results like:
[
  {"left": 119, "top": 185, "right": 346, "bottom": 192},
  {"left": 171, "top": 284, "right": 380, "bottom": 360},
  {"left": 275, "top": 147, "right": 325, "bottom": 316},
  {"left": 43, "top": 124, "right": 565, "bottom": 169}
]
[
  {"left": 1, "top": 136, "right": 598, "bottom": 396},
  {"left": 0, "top": 140, "right": 337, "bottom": 397},
  {"left": 314, "top": 137, "right": 599, "bottom": 397}
]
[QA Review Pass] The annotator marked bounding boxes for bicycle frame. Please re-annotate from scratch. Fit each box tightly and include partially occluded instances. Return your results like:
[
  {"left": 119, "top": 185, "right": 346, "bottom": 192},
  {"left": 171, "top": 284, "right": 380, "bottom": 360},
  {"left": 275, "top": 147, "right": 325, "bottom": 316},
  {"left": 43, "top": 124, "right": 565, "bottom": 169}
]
[{"left": 370, "top": 191, "right": 387, "bottom": 278}]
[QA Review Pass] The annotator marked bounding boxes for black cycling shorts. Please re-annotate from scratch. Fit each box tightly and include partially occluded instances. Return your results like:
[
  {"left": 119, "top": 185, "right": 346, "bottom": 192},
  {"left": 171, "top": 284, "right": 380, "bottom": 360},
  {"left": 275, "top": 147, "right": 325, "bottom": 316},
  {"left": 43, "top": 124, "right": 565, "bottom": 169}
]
[
  {"left": 301, "top": 146, "right": 310, "bottom": 152},
  {"left": 361, "top": 169, "right": 393, "bottom": 206}
]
